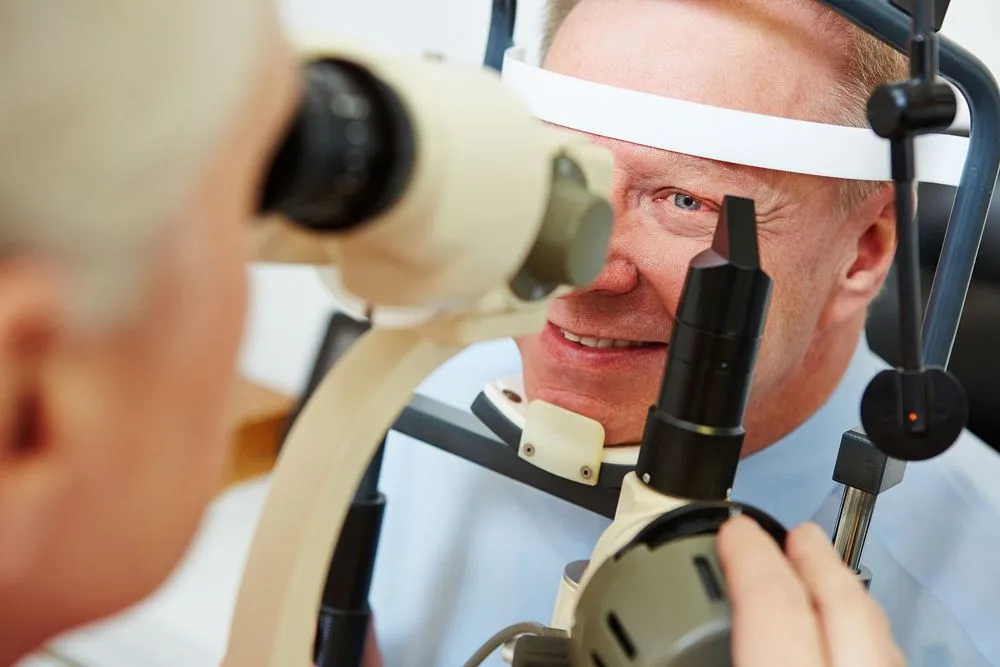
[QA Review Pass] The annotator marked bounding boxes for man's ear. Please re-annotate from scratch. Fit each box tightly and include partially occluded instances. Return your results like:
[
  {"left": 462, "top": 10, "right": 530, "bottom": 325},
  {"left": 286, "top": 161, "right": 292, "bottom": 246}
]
[
  {"left": 0, "top": 257, "right": 66, "bottom": 587},
  {"left": 821, "top": 185, "right": 898, "bottom": 329}
]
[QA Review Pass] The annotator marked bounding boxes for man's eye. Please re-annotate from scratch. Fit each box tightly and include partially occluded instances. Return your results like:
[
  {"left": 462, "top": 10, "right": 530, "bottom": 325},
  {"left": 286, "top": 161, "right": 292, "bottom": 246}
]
[
  {"left": 670, "top": 192, "right": 703, "bottom": 211},
  {"left": 652, "top": 190, "right": 711, "bottom": 213}
]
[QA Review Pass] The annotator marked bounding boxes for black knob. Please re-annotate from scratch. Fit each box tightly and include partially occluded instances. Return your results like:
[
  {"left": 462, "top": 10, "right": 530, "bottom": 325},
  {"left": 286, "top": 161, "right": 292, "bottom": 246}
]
[
  {"left": 867, "top": 81, "right": 957, "bottom": 140},
  {"left": 860, "top": 367, "right": 968, "bottom": 461}
]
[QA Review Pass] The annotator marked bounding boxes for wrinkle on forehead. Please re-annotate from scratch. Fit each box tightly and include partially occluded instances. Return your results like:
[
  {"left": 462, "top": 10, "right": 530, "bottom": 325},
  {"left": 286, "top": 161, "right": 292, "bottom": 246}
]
[{"left": 546, "top": 0, "right": 846, "bottom": 123}]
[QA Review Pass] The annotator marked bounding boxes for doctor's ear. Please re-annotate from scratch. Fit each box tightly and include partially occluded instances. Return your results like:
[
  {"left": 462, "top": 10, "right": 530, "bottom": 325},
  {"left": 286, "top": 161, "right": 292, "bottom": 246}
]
[
  {"left": 0, "top": 257, "right": 66, "bottom": 585},
  {"left": 823, "top": 183, "right": 898, "bottom": 327}
]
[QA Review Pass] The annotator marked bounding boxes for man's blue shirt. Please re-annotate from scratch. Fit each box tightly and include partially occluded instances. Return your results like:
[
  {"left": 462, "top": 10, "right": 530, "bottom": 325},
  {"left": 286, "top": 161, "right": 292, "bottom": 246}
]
[{"left": 369, "top": 336, "right": 1000, "bottom": 666}]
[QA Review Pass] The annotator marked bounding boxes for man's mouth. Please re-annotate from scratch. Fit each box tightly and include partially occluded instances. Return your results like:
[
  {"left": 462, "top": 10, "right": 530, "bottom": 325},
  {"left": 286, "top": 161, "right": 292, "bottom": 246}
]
[
  {"left": 556, "top": 327, "right": 658, "bottom": 349},
  {"left": 538, "top": 323, "right": 667, "bottom": 369}
]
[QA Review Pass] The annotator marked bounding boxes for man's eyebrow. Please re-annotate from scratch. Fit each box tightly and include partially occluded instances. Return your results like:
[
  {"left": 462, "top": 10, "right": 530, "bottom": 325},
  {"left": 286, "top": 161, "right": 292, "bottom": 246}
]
[
  {"left": 634, "top": 147, "right": 781, "bottom": 189},
  {"left": 626, "top": 146, "right": 792, "bottom": 213}
]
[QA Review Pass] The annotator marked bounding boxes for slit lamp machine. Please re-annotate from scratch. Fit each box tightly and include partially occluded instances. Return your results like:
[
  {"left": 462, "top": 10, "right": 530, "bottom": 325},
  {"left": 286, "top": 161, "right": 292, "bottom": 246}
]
[{"left": 228, "top": 0, "right": 999, "bottom": 664}]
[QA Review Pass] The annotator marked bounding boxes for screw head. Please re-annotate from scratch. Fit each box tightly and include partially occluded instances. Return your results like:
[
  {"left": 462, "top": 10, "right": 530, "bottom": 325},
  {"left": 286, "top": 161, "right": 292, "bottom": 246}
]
[
  {"left": 642, "top": 473, "right": 651, "bottom": 484},
  {"left": 502, "top": 389, "right": 523, "bottom": 404},
  {"left": 580, "top": 466, "right": 593, "bottom": 480},
  {"left": 523, "top": 443, "right": 536, "bottom": 457}
]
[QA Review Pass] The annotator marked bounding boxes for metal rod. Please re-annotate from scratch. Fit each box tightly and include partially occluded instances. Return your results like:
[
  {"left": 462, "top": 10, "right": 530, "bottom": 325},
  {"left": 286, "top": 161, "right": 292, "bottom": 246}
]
[
  {"left": 914, "top": 0, "right": 935, "bottom": 40},
  {"left": 894, "top": 168, "right": 924, "bottom": 372},
  {"left": 833, "top": 487, "right": 877, "bottom": 572}
]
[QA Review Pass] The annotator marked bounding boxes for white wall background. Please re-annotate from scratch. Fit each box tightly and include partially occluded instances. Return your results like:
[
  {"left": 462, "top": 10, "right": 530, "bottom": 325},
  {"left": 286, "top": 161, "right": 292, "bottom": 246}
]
[{"left": 239, "top": 0, "right": 1000, "bottom": 394}]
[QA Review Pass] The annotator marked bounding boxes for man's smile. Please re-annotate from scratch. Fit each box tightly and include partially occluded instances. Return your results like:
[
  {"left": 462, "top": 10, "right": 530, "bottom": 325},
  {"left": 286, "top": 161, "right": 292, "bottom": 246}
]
[
  {"left": 555, "top": 326, "right": 657, "bottom": 348},
  {"left": 539, "top": 321, "right": 668, "bottom": 369}
]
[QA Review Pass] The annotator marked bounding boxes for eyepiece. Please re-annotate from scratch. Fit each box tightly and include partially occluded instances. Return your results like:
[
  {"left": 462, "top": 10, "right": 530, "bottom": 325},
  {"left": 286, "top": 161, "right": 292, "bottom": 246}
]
[{"left": 259, "top": 59, "right": 415, "bottom": 233}]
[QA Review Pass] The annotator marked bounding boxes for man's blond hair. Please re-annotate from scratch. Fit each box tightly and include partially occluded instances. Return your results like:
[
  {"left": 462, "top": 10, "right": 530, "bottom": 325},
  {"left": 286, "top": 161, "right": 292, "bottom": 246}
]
[
  {"left": 0, "top": 1, "right": 271, "bottom": 327},
  {"left": 541, "top": 0, "right": 910, "bottom": 212}
]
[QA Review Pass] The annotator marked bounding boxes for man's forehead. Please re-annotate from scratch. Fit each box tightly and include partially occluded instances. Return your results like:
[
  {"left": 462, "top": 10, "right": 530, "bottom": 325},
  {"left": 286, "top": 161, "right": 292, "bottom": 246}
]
[
  {"left": 545, "top": 0, "right": 843, "bottom": 121},
  {"left": 604, "top": 135, "right": 784, "bottom": 190}
]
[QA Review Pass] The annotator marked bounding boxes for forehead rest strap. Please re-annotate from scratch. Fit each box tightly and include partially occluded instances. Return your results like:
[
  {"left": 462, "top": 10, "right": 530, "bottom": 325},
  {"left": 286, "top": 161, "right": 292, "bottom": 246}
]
[{"left": 501, "top": 47, "right": 968, "bottom": 185}]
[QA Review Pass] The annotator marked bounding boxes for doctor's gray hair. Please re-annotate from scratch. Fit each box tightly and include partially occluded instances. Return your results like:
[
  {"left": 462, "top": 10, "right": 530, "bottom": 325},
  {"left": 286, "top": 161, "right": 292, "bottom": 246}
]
[
  {"left": 541, "top": 0, "right": 910, "bottom": 215},
  {"left": 0, "top": 1, "right": 270, "bottom": 327}
]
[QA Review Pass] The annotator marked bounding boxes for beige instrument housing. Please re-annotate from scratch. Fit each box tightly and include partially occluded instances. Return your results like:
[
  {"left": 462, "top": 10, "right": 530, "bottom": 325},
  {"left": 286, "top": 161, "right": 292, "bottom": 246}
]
[
  {"left": 252, "top": 32, "right": 613, "bottom": 310},
  {"left": 225, "top": 32, "right": 613, "bottom": 667},
  {"left": 549, "top": 473, "right": 688, "bottom": 634}
]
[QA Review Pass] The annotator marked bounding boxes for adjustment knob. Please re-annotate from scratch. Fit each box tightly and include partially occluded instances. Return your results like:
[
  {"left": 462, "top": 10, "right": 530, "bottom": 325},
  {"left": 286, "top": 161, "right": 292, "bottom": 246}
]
[
  {"left": 860, "top": 367, "right": 968, "bottom": 461},
  {"left": 867, "top": 81, "right": 957, "bottom": 139}
]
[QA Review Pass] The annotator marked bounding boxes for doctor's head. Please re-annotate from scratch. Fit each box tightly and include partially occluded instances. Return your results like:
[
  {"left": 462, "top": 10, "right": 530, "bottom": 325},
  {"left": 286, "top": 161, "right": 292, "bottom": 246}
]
[
  {"left": 516, "top": 0, "right": 907, "bottom": 449},
  {"left": 0, "top": 1, "right": 297, "bottom": 660}
]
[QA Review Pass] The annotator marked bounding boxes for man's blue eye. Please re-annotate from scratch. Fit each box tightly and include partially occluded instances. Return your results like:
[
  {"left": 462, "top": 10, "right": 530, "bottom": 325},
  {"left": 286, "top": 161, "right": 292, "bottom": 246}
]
[{"left": 672, "top": 193, "right": 703, "bottom": 211}]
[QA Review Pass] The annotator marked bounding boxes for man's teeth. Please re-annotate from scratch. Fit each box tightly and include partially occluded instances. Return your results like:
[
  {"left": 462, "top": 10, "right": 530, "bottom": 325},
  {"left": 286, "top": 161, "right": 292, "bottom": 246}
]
[{"left": 559, "top": 328, "right": 650, "bottom": 348}]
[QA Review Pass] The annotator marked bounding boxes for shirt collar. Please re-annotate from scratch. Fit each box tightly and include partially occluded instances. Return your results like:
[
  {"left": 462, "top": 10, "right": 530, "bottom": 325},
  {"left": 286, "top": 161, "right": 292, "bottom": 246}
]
[{"left": 731, "top": 337, "right": 885, "bottom": 528}]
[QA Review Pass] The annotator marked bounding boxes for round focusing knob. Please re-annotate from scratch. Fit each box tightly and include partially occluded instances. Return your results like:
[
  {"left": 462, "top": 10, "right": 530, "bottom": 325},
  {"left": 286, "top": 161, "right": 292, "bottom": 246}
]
[
  {"left": 860, "top": 367, "right": 968, "bottom": 461},
  {"left": 569, "top": 502, "right": 786, "bottom": 667}
]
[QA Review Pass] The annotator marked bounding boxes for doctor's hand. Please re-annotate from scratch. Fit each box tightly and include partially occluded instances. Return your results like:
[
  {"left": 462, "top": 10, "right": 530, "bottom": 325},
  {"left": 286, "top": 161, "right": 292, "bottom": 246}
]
[
  {"left": 717, "top": 516, "right": 906, "bottom": 667},
  {"left": 363, "top": 619, "right": 383, "bottom": 667}
]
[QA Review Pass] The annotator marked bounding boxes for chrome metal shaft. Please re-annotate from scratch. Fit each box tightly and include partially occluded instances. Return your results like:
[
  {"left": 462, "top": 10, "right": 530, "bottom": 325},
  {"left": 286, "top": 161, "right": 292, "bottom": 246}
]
[{"left": 832, "top": 486, "right": 877, "bottom": 572}]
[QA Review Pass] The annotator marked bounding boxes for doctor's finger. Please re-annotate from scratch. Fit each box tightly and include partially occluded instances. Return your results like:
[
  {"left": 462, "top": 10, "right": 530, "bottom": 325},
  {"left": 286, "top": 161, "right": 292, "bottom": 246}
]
[
  {"left": 786, "top": 523, "right": 905, "bottom": 667},
  {"left": 717, "top": 515, "right": 827, "bottom": 667}
]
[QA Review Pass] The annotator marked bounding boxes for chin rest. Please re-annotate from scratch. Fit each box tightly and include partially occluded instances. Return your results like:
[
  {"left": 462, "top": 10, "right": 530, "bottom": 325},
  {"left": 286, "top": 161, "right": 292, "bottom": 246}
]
[{"left": 866, "top": 183, "right": 1000, "bottom": 454}]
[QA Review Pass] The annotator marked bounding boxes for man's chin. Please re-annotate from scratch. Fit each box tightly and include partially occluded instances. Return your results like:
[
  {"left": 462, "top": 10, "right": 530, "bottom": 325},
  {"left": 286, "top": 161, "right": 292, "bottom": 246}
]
[
  {"left": 516, "top": 334, "right": 655, "bottom": 445},
  {"left": 527, "top": 385, "right": 643, "bottom": 446}
]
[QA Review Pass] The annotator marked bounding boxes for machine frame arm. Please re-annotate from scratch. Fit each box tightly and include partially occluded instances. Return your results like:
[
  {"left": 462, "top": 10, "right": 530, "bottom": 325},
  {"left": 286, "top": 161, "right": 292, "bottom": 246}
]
[
  {"left": 820, "top": 0, "right": 1000, "bottom": 575},
  {"left": 485, "top": 0, "right": 517, "bottom": 72},
  {"left": 817, "top": 0, "right": 1000, "bottom": 369},
  {"left": 224, "top": 329, "right": 464, "bottom": 666}
]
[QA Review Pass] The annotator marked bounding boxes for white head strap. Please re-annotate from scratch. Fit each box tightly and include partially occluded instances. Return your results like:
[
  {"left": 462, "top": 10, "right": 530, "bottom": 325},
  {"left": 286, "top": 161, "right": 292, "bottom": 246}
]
[{"left": 501, "top": 47, "right": 968, "bottom": 185}]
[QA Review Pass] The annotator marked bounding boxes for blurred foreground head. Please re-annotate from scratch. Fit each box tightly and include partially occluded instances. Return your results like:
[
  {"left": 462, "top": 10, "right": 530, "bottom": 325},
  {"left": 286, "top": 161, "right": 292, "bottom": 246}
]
[{"left": 0, "top": 1, "right": 297, "bottom": 662}]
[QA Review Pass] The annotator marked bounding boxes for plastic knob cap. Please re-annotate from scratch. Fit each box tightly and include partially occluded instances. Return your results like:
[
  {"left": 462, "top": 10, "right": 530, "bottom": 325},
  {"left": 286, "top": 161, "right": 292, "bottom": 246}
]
[{"left": 860, "top": 367, "right": 968, "bottom": 461}]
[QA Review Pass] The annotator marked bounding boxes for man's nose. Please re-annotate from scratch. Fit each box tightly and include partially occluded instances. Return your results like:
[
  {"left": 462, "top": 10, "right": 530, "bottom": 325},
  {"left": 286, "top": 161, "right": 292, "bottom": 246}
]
[
  {"left": 579, "top": 254, "right": 640, "bottom": 294},
  {"left": 569, "top": 141, "right": 642, "bottom": 295}
]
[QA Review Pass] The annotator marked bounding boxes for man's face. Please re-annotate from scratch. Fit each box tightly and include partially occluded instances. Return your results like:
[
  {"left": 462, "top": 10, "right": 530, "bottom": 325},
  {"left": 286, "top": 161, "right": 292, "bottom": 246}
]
[{"left": 517, "top": 0, "right": 879, "bottom": 446}]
